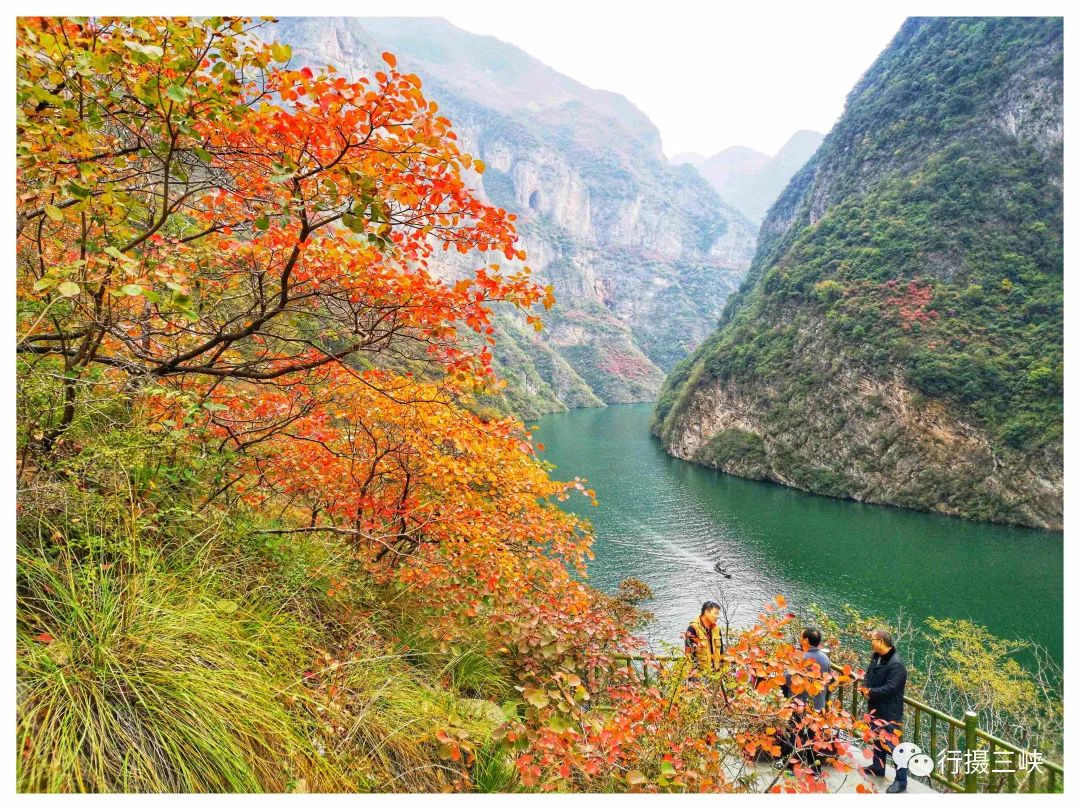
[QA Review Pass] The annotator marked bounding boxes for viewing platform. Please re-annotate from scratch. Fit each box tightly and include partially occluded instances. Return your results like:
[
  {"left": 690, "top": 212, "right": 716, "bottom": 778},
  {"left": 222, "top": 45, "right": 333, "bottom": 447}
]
[{"left": 615, "top": 653, "right": 1062, "bottom": 794}]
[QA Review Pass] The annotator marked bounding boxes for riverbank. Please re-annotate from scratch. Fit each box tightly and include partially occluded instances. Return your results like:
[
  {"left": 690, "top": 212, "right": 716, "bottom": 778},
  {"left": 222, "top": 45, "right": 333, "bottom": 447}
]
[{"left": 535, "top": 403, "right": 1063, "bottom": 665}]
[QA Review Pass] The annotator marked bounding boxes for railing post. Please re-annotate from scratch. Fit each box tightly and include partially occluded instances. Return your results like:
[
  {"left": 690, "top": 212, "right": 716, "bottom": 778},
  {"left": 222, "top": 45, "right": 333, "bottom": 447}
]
[{"left": 964, "top": 711, "right": 979, "bottom": 794}]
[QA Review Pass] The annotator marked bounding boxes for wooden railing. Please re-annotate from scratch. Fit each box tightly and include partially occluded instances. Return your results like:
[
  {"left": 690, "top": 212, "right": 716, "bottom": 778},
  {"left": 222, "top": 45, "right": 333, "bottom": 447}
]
[
  {"left": 831, "top": 663, "right": 1063, "bottom": 793},
  {"left": 610, "top": 653, "right": 1063, "bottom": 793}
]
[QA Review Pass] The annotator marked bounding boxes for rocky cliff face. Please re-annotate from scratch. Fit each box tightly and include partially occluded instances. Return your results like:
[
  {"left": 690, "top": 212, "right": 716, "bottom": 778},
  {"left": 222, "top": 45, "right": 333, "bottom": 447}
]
[
  {"left": 655, "top": 17, "right": 1063, "bottom": 529},
  {"left": 662, "top": 336, "right": 1063, "bottom": 530},
  {"left": 268, "top": 17, "right": 756, "bottom": 416}
]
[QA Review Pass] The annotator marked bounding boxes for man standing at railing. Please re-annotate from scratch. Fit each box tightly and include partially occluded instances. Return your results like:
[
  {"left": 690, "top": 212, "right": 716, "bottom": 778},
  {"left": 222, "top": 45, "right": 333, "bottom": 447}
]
[
  {"left": 799, "top": 627, "right": 832, "bottom": 710},
  {"left": 776, "top": 627, "right": 835, "bottom": 774},
  {"left": 864, "top": 628, "right": 909, "bottom": 793},
  {"left": 684, "top": 600, "right": 724, "bottom": 681}
]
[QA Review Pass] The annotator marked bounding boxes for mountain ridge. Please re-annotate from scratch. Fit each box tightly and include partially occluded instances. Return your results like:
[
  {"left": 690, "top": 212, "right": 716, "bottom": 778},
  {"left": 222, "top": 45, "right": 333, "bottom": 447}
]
[
  {"left": 269, "top": 16, "right": 757, "bottom": 416},
  {"left": 672, "top": 130, "right": 824, "bottom": 222},
  {"left": 654, "top": 17, "right": 1063, "bottom": 530}
]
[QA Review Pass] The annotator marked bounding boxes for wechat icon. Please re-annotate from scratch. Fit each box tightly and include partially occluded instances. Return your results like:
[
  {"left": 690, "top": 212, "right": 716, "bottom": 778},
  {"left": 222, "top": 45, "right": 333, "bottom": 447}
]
[{"left": 893, "top": 741, "right": 934, "bottom": 777}]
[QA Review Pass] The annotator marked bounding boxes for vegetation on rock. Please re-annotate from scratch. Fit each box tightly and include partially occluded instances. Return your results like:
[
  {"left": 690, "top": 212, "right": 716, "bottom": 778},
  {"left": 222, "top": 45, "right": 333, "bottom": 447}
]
[
  {"left": 655, "top": 17, "right": 1063, "bottom": 529},
  {"left": 269, "top": 17, "right": 755, "bottom": 418}
]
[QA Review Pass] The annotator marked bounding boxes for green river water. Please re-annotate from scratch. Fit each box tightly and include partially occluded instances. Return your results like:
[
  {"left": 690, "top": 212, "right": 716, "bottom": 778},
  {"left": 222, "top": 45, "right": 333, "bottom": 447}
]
[{"left": 535, "top": 403, "right": 1063, "bottom": 666}]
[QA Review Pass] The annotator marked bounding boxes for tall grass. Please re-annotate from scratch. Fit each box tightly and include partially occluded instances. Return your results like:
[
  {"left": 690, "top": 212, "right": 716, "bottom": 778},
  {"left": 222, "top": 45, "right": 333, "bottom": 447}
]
[
  {"left": 471, "top": 740, "right": 518, "bottom": 793},
  {"left": 318, "top": 643, "right": 506, "bottom": 791},
  {"left": 15, "top": 413, "right": 512, "bottom": 793},
  {"left": 15, "top": 512, "right": 511, "bottom": 792},
  {"left": 16, "top": 540, "right": 344, "bottom": 792},
  {"left": 448, "top": 649, "right": 510, "bottom": 699}
]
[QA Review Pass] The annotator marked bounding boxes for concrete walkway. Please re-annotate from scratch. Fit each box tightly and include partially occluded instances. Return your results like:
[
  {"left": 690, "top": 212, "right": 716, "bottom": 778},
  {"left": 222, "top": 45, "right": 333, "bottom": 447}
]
[
  {"left": 736, "top": 742, "right": 937, "bottom": 794},
  {"left": 828, "top": 743, "right": 937, "bottom": 794}
]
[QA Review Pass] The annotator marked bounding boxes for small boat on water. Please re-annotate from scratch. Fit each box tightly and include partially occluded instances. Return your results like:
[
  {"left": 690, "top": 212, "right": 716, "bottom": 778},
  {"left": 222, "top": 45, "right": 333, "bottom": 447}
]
[{"left": 713, "top": 561, "right": 733, "bottom": 579}]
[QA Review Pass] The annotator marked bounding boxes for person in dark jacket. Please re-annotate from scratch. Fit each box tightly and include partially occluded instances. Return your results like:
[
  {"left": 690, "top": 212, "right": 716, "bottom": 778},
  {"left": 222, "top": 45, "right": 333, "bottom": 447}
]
[{"left": 863, "top": 628, "right": 908, "bottom": 793}]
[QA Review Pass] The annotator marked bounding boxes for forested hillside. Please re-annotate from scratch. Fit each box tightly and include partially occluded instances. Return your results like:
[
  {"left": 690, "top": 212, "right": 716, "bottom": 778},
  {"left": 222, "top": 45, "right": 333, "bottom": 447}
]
[{"left": 655, "top": 17, "right": 1063, "bottom": 529}]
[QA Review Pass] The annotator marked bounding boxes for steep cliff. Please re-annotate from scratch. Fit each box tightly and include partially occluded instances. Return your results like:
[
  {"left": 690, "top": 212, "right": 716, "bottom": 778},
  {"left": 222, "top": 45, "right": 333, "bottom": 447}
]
[
  {"left": 269, "top": 17, "right": 756, "bottom": 416},
  {"left": 655, "top": 18, "right": 1063, "bottom": 529}
]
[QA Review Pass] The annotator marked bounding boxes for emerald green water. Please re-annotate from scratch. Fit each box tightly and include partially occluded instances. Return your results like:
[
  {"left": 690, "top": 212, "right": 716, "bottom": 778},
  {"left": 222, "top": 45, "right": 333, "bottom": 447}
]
[{"left": 535, "top": 403, "right": 1063, "bottom": 666}]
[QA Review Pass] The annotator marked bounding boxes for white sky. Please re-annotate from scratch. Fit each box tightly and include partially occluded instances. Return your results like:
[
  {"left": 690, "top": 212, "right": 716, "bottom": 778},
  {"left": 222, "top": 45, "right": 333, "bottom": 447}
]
[
  {"left": 15, "top": 2, "right": 1073, "bottom": 159},
  {"left": 308, "top": 0, "right": 1068, "bottom": 160},
  {"left": 432, "top": 3, "right": 907, "bottom": 158}
]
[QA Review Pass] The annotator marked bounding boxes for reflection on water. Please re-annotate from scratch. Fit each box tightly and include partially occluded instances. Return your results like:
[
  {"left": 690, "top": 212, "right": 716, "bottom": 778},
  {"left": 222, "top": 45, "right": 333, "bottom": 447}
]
[{"left": 535, "top": 403, "right": 1063, "bottom": 664}]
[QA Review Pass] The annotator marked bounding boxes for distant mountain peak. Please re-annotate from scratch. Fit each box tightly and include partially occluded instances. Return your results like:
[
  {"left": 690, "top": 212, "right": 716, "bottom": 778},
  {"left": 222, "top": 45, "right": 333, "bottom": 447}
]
[
  {"left": 710, "top": 144, "right": 770, "bottom": 162},
  {"left": 679, "top": 130, "right": 824, "bottom": 223},
  {"left": 773, "top": 129, "right": 825, "bottom": 160},
  {"left": 670, "top": 151, "right": 707, "bottom": 167},
  {"left": 784, "top": 128, "right": 825, "bottom": 142}
]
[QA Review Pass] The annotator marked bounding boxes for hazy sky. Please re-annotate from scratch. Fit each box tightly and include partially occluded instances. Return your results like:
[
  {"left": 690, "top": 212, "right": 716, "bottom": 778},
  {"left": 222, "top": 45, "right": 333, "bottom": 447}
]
[
  {"left": 338, "top": 0, "right": 1066, "bottom": 158},
  {"left": 362, "top": 1, "right": 909, "bottom": 158}
]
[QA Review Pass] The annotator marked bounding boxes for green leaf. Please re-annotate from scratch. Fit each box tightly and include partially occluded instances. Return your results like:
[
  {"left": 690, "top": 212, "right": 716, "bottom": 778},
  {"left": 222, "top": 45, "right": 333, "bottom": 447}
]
[
  {"left": 271, "top": 42, "right": 292, "bottom": 63},
  {"left": 193, "top": 147, "right": 213, "bottom": 164},
  {"left": 56, "top": 281, "right": 79, "bottom": 298},
  {"left": 547, "top": 715, "right": 570, "bottom": 733},
  {"left": 214, "top": 599, "right": 238, "bottom": 614},
  {"left": 33, "top": 277, "right": 57, "bottom": 292},
  {"left": 254, "top": 215, "right": 270, "bottom": 231},
  {"left": 523, "top": 687, "right": 549, "bottom": 709},
  {"left": 120, "top": 284, "right": 144, "bottom": 296},
  {"left": 166, "top": 84, "right": 189, "bottom": 103},
  {"left": 500, "top": 700, "right": 521, "bottom": 720},
  {"left": 124, "top": 41, "right": 164, "bottom": 60},
  {"left": 104, "top": 246, "right": 125, "bottom": 260},
  {"left": 341, "top": 213, "right": 365, "bottom": 233},
  {"left": 43, "top": 204, "right": 63, "bottom": 222}
]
